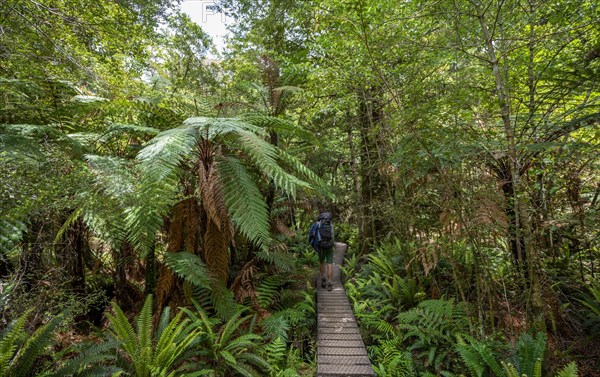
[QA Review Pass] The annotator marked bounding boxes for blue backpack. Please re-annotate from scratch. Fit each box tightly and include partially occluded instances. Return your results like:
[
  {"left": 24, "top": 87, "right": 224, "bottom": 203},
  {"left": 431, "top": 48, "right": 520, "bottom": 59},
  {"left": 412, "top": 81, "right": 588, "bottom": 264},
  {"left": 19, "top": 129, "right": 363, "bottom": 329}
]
[{"left": 308, "top": 212, "right": 334, "bottom": 251}]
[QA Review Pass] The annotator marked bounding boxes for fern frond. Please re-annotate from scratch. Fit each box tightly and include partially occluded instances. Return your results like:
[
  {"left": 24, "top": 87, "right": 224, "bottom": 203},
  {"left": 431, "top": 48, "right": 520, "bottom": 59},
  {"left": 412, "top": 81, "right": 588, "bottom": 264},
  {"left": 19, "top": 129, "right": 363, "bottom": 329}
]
[
  {"left": 555, "top": 362, "right": 578, "bottom": 377},
  {"left": 0, "top": 313, "right": 28, "bottom": 376},
  {"left": 137, "top": 126, "right": 196, "bottom": 181},
  {"left": 50, "top": 340, "right": 119, "bottom": 376},
  {"left": 237, "top": 113, "right": 314, "bottom": 141},
  {"left": 502, "top": 361, "right": 520, "bottom": 377},
  {"left": 163, "top": 252, "right": 211, "bottom": 289},
  {"left": 265, "top": 336, "right": 287, "bottom": 369},
  {"left": 106, "top": 302, "right": 138, "bottom": 358},
  {"left": 514, "top": 332, "right": 546, "bottom": 377},
  {"left": 183, "top": 116, "right": 266, "bottom": 140},
  {"left": 234, "top": 130, "right": 310, "bottom": 197},
  {"left": 255, "top": 247, "right": 295, "bottom": 272},
  {"left": 12, "top": 314, "right": 63, "bottom": 377},
  {"left": 137, "top": 295, "right": 154, "bottom": 361},
  {"left": 217, "top": 156, "right": 270, "bottom": 249},
  {"left": 260, "top": 315, "right": 291, "bottom": 342}
]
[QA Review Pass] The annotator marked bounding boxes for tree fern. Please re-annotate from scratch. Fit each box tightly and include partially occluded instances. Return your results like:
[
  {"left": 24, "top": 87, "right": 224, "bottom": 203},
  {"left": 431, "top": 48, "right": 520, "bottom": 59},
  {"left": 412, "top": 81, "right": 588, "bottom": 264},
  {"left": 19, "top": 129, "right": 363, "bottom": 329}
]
[
  {"left": 183, "top": 116, "right": 266, "bottom": 139},
  {"left": 231, "top": 129, "right": 309, "bottom": 198}
]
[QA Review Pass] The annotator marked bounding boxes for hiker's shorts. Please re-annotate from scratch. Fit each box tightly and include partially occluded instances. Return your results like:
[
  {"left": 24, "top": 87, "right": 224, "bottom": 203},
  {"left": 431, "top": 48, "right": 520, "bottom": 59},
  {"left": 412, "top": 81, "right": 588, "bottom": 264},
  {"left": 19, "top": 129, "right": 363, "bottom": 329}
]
[{"left": 319, "top": 246, "right": 334, "bottom": 264}]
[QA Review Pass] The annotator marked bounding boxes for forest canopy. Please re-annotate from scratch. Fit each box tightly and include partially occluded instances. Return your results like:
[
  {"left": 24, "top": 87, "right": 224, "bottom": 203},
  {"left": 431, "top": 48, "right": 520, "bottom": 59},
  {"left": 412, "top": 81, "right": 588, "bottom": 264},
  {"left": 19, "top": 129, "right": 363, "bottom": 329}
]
[{"left": 1, "top": 0, "right": 599, "bottom": 376}]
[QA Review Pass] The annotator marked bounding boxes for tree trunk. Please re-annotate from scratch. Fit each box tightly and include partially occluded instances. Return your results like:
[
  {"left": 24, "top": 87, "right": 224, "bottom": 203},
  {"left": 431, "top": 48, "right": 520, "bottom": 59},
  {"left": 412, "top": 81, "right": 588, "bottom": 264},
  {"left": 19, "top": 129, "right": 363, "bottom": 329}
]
[
  {"left": 475, "top": 1, "right": 545, "bottom": 329},
  {"left": 358, "top": 87, "right": 387, "bottom": 253}
]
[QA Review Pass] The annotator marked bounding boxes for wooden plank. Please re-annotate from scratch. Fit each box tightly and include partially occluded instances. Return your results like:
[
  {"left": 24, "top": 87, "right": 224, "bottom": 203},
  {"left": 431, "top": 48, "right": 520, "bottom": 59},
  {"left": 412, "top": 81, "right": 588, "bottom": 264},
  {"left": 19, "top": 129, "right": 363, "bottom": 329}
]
[
  {"left": 318, "top": 333, "right": 366, "bottom": 340},
  {"left": 318, "top": 364, "right": 375, "bottom": 376},
  {"left": 318, "top": 355, "right": 372, "bottom": 365},
  {"left": 318, "top": 347, "right": 368, "bottom": 356},
  {"left": 319, "top": 339, "right": 367, "bottom": 347},
  {"left": 318, "top": 327, "right": 361, "bottom": 334}
]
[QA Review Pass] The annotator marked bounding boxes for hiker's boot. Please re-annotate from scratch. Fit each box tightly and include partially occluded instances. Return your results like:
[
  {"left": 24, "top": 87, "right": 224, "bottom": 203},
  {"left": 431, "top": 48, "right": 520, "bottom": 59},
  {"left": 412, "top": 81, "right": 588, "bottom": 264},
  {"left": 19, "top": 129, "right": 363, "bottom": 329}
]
[
  {"left": 327, "top": 282, "right": 332, "bottom": 291},
  {"left": 321, "top": 277, "right": 327, "bottom": 288}
]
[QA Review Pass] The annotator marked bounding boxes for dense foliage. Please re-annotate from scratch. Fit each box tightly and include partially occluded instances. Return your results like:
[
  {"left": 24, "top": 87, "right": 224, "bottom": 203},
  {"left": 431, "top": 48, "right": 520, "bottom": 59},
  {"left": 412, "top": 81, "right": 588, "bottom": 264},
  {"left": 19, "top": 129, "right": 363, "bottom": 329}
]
[{"left": 1, "top": 0, "right": 598, "bottom": 376}]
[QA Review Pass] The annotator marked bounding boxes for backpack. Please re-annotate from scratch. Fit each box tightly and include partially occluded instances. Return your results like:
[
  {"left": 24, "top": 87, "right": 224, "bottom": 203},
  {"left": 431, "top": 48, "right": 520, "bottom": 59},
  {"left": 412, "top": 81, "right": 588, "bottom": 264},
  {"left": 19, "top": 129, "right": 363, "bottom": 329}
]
[
  {"left": 308, "top": 212, "right": 334, "bottom": 251},
  {"left": 316, "top": 212, "right": 334, "bottom": 249},
  {"left": 308, "top": 222, "right": 320, "bottom": 252}
]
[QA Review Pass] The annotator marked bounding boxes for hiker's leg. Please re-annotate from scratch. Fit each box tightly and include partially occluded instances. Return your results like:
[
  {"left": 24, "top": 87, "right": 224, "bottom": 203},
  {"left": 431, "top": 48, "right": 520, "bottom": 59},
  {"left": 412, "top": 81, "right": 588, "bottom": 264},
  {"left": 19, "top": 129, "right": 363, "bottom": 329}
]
[
  {"left": 325, "top": 247, "right": 334, "bottom": 281},
  {"left": 318, "top": 250, "right": 325, "bottom": 276}
]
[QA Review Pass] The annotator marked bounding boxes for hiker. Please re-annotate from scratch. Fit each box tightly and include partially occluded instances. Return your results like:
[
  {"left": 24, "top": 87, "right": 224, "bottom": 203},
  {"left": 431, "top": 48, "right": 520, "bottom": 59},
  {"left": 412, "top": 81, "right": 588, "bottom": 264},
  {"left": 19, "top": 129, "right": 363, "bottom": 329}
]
[{"left": 308, "top": 212, "right": 335, "bottom": 291}]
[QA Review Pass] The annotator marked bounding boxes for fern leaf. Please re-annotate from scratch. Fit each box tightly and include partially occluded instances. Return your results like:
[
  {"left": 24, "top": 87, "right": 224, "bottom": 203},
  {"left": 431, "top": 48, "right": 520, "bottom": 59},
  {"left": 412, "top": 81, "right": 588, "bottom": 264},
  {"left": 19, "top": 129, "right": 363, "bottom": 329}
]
[
  {"left": 12, "top": 314, "right": 62, "bottom": 377},
  {"left": 136, "top": 295, "right": 154, "bottom": 362},
  {"left": 217, "top": 156, "right": 271, "bottom": 249},
  {"left": 183, "top": 116, "right": 266, "bottom": 140},
  {"left": 163, "top": 252, "right": 211, "bottom": 289},
  {"left": 556, "top": 362, "right": 578, "bottom": 377},
  {"left": 234, "top": 130, "right": 310, "bottom": 197},
  {"left": 237, "top": 112, "right": 315, "bottom": 141}
]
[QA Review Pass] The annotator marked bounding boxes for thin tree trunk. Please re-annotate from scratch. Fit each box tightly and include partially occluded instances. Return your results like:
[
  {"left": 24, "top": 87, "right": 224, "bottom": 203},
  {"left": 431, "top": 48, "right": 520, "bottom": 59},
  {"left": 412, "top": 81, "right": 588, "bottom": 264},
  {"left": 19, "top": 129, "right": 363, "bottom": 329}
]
[{"left": 475, "top": 1, "right": 545, "bottom": 328}]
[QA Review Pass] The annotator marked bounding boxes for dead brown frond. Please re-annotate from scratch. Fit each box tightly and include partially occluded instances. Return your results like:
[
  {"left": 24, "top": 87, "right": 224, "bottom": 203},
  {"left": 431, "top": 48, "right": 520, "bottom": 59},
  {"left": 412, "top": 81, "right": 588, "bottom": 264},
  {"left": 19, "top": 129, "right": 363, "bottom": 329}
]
[
  {"left": 273, "top": 217, "right": 295, "bottom": 238},
  {"left": 230, "top": 259, "right": 258, "bottom": 304},
  {"left": 155, "top": 264, "right": 175, "bottom": 310},
  {"left": 198, "top": 158, "right": 233, "bottom": 240},
  {"left": 203, "top": 220, "right": 230, "bottom": 283},
  {"left": 414, "top": 242, "right": 439, "bottom": 277}
]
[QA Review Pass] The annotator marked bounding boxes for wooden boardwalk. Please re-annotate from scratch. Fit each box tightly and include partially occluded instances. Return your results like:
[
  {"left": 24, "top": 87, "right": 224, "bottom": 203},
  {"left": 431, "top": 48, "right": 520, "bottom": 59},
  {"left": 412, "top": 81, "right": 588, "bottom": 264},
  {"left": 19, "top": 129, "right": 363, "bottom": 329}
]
[{"left": 316, "top": 242, "right": 375, "bottom": 377}]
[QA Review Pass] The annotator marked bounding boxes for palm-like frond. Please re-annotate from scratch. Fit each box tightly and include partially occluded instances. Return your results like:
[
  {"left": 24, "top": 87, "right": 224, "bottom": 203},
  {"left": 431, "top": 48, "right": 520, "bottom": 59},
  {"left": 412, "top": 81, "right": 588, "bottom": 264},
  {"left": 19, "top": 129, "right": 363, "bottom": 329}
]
[
  {"left": 163, "top": 252, "right": 211, "bottom": 289},
  {"left": 218, "top": 156, "right": 270, "bottom": 249},
  {"left": 183, "top": 116, "right": 266, "bottom": 140},
  {"left": 234, "top": 130, "right": 310, "bottom": 198},
  {"left": 237, "top": 112, "right": 315, "bottom": 141}
]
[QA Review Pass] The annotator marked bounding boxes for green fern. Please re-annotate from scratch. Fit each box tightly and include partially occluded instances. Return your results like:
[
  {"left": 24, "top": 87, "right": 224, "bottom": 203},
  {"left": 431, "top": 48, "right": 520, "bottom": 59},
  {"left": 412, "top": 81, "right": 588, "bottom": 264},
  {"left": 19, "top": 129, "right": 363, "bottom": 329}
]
[
  {"left": 0, "top": 312, "right": 62, "bottom": 377},
  {"left": 217, "top": 156, "right": 271, "bottom": 249},
  {"left": 512, "top": 332, "right": 546, "bottom": 377},
  {"left": 256, "top": 247, "right": 296, "bottom": 272},
  {"left": 455, "top": 335, "right": 504, "bottom": 377},
  {"left": 396, "top": 299, "right": 469, "bottom": 372},
  {"left": 502, "top": 361, "right": 522, "bottom": 377},
  {"left": 237, "top": 113, "right": 314, "bottom": 141},
  {"left": 163, "top": 252, "right": 212, "bottom": 289},
  {"left": 183, "top": 304, "right": 271, "bottom": 376},
  {"left": 555, "top": 362, "right": 578, "bottom": 377},
  {"left": 256, "top": 274, "right": 286, "bottom": 309},
  {"left": 370, "top": 338, "right": 414, "bottom": 377},
  {"left": 104, "top": 294, "right": 199, "bottom": 377}
]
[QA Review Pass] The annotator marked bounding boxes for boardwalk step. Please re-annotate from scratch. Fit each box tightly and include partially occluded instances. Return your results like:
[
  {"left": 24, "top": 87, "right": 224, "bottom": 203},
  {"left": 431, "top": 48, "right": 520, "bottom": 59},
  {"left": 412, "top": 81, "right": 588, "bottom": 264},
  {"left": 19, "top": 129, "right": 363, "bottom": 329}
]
[
  {"left": 319, "top": 333, "right": 366, "bottom": 340},
  {"left": 318, "top": 346, "right": 369, "bottom": 356},
  {"left": 319, "top": 327, "right": 361, "bottom": 334},
  {"left": 318, "top": 364, "right": 375, "bottom": 376},
  {"left": 320, "top": 339, "right": 367, "bottom": 347},
  {"left": 318, "top": 355, "right": 372, "bottom": 364}
]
